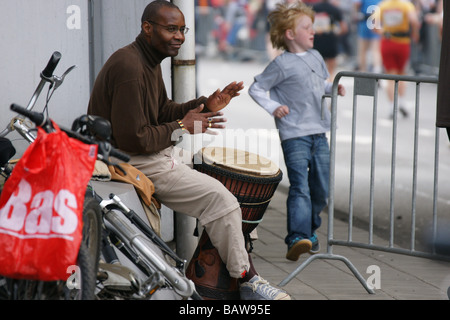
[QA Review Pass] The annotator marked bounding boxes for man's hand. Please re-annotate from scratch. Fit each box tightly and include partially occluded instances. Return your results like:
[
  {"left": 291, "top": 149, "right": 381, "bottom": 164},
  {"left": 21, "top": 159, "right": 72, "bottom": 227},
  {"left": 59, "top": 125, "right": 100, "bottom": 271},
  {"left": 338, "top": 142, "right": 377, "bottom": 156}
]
[
  {"left": 181, "top": 104, "right": 227, "bottom": 134},
  {"left": 205, "top": 81, "right": 244, "bottom": 112}
]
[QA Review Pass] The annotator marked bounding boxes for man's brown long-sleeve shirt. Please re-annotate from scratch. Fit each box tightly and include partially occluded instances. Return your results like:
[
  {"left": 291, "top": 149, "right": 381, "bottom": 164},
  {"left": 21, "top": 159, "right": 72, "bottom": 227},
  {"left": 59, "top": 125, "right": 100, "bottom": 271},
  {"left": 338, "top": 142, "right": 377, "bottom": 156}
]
[{"left": 88, "top": 33, "right": 207, "bottom": 154}]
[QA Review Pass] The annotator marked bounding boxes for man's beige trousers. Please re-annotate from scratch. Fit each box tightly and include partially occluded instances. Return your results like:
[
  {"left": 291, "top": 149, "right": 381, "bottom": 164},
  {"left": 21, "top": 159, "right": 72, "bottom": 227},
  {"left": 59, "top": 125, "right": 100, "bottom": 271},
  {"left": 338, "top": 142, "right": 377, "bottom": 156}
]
[{"left": 128, "top": 146, "right": 249, "bottom": 278}]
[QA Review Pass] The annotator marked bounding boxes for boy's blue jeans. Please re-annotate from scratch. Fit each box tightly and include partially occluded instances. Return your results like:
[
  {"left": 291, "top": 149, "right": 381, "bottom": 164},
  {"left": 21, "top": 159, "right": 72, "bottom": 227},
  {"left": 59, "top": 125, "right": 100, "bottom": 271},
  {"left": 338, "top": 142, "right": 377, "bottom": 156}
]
[{"left": 281, "top": 134, "right": 330, "bottom": 246}]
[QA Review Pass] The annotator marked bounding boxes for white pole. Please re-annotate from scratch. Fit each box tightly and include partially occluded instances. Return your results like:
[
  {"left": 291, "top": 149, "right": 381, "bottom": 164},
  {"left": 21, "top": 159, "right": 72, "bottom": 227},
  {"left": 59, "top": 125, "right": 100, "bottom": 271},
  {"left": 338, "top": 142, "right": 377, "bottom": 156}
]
[{"left": 172, "top": 0, "right": 198, "bottom": 262}]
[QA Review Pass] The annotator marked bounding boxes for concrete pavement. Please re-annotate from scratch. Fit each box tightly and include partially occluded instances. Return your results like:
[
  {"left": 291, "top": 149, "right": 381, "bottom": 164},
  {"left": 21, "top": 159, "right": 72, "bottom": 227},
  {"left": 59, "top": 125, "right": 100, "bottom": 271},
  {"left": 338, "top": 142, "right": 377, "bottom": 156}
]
[
  {"left": 249, "top": 186, "right": 450, "bottom": 300},
  {"left": 194, "top": 56, "right": 450, "bottom": 300}
]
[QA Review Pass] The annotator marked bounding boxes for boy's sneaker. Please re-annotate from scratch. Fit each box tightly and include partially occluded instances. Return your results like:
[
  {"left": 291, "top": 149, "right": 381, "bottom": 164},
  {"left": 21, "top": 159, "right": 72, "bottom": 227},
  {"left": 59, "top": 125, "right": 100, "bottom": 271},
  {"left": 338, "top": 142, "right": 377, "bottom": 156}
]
[
  {"left": 240, "top": 275, "right": 291, "bottom": 300},
  {"left": 399, "top": 106, "right": 409, "bottom": 118},
  {"left": 286, "top": 237, "right": 312, "bottom": 261},
  {"left": 309, "top": 233, "right": 320, "bottom": 254}
]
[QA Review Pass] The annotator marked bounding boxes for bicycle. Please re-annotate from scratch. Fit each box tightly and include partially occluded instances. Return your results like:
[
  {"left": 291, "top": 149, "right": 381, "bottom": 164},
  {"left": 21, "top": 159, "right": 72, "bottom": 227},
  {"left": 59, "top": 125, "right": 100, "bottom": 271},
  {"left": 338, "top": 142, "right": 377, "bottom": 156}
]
[
  {"left": 0, "top": 52, "right": 105, "bottom": 300},
  {"left": 72, "top": 115, "right": 200, "bottom": 300},
  {"left": 1, "top": 52, "right": 201, "bottom": 300}
]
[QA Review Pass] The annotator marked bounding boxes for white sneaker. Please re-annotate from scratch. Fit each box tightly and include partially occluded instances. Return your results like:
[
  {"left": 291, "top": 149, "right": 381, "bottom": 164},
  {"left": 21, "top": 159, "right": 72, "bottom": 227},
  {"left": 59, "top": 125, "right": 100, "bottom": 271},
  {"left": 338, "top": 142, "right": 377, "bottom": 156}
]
[{"left": 240, "top": 275, "right": 291, "bottom": 300}]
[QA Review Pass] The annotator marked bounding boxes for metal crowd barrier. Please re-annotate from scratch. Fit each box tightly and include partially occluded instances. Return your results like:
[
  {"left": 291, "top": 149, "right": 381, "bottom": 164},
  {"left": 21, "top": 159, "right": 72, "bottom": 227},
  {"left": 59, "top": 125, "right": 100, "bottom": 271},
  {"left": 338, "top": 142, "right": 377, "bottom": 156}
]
[{"left": 279, "top": 71, "right": 444, "bottom": 294}]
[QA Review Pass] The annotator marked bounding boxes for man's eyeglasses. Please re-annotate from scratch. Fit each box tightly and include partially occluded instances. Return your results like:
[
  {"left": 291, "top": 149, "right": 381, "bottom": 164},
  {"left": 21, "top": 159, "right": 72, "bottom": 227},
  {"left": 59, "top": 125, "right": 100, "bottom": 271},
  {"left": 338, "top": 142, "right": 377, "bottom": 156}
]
[{"left": 147, "top": 21, "right": 189, "bottom": 35}]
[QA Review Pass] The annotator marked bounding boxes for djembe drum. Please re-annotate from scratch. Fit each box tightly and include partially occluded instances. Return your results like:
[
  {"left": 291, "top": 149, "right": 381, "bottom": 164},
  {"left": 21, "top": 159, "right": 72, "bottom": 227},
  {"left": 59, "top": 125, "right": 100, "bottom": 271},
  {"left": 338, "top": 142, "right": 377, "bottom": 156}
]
[{"left": 186, "top": 147, "right": 282, "bottom": 300}]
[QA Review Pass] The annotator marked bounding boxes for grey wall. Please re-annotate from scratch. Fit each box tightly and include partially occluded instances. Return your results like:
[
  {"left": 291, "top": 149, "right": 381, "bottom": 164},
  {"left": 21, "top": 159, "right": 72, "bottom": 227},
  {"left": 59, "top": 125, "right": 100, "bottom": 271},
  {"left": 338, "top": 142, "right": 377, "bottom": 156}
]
[
  {"left": 89, "top": 0, "right": 172, "bottom": 94},
  {"left": 0, "top": 0, "right": 171, "bottom": 156},
  {"left": 0, "top": 0, "right": 90, "bottom": 154}
]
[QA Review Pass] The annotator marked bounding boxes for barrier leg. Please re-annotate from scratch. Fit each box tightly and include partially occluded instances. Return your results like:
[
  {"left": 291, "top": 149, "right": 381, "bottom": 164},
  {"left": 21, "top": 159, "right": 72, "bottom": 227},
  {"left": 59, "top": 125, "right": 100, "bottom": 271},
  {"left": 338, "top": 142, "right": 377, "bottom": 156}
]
[{"left": 278, "top": 253, "right": 375, "bottom": 294}]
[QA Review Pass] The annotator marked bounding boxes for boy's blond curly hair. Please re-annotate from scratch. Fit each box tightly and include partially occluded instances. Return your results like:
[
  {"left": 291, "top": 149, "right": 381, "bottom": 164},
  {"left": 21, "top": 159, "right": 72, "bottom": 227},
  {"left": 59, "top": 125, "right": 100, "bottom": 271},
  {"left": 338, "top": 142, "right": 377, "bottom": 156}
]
[{"left": 268, "top": 1, "right": 315, "bottom": 51}]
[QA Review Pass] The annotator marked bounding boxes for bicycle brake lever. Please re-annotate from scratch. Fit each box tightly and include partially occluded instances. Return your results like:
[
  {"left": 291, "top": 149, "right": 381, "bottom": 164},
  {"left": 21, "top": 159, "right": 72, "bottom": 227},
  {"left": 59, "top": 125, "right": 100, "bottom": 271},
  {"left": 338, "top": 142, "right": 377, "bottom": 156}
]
[
  {"left": 53, "top": 65, "right": 77, "bottom": 90},
  {"left": 97, "top": 141, "right": 127, "bottom": 175},
  {"left": 114, "top": 163, "right": 127, "bottom": 175},
  {"left": 97, "top": 156, "right": 127, "bottom": 176}
]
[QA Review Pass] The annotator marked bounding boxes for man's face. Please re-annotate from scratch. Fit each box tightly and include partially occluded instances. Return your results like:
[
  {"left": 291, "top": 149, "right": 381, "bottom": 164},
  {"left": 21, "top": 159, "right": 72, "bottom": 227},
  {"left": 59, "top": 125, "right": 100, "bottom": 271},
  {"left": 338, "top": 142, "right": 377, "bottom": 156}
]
[{"left": 144, "top": 6, "right": 186, "bottom": 58}]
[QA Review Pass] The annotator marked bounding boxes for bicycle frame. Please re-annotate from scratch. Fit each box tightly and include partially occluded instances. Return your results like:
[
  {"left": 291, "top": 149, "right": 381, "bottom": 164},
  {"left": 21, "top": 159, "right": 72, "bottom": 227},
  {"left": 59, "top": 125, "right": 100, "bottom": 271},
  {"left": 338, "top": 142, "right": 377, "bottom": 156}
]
[{"left": 88, "top": 181, "right": 197, "bottom": 299}]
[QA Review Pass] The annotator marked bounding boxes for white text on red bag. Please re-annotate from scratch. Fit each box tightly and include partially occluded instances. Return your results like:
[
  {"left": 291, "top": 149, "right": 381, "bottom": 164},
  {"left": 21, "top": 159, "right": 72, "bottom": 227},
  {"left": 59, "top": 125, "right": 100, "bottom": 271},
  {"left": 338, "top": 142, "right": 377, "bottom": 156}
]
[{"left": 0, "top": 178, "right": 80, "bottom": 239}]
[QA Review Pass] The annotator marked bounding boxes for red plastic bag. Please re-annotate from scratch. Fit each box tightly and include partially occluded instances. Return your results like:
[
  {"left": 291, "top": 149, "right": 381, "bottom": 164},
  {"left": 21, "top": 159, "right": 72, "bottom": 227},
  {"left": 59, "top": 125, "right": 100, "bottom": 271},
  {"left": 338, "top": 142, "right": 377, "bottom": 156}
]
[{"left": 0, "top": 122, "right": 97, "bottom": 281}]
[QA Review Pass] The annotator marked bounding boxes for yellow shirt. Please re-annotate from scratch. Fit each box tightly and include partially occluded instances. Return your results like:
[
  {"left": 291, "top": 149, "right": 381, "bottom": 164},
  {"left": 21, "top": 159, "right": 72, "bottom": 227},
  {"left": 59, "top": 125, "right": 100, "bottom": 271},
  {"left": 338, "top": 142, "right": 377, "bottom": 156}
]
[{"left": 379, "top": 0, "right": 416, "bottom": 44}]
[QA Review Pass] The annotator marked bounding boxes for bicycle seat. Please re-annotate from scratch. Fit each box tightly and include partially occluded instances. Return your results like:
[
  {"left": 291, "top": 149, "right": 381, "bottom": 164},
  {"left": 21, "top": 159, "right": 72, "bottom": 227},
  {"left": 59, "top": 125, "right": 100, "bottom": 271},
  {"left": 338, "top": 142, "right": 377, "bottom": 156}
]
[{"left": 0, "top": 137, "right": 16, "bottom": 167}]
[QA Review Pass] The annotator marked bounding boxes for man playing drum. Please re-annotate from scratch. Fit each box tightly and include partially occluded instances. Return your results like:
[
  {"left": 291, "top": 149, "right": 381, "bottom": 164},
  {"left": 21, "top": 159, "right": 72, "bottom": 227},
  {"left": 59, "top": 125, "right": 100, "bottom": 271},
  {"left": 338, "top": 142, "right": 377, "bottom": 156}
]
[{"left": 87, "top": 0, "right": 289, "bottom": 300}]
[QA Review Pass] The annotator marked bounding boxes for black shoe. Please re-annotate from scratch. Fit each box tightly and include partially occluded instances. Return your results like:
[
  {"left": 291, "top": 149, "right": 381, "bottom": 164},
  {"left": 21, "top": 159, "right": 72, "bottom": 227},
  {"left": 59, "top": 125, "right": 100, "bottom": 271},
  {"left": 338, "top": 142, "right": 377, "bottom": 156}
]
[{"left": 400, "top": 106, "right": 409, "bottom": 117}]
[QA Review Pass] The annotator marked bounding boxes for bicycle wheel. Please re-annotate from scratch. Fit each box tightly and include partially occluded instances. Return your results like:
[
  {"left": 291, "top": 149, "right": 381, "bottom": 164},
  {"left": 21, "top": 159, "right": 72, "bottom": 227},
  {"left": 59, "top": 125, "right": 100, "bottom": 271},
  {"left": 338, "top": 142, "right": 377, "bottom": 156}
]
[
  {"left": 63, "top": 196, "right": 102, "bottom": 299},
  {"left": 0, "top": 197, "right": 101, "bottom": 300},
  {"left": 0, "top": 242, "right": 96, "bottom": 300},
  {"left": 64, "top": 196, "right": 102, "bottom": 299},
  {"left": 65, "top": 241, "right": 97, "bottom": 299},
  {"left": 81, "top": 196, "right": 102, "bottom": 276}
]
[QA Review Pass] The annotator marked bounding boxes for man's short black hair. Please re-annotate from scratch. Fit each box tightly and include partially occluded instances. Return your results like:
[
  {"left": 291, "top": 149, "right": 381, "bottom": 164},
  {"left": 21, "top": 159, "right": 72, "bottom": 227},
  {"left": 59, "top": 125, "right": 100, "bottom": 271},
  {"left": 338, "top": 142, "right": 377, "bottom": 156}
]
[{"left": 141, "top": 0, "right": 180, "bottom": 24}]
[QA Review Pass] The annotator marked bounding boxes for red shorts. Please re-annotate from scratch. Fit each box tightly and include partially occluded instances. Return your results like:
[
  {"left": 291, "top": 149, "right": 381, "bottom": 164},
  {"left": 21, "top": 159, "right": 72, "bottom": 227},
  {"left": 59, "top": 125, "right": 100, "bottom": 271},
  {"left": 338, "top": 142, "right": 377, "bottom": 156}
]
[{"left": 380, "top": 38, "right": 411, "bottom": 72}]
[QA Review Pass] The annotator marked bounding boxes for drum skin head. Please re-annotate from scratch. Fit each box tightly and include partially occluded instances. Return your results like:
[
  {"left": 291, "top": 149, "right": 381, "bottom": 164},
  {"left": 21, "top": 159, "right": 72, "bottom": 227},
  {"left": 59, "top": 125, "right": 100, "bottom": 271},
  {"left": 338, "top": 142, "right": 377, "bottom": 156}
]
[{"left": 197, "top": 147, "right": 279, "bottom": 176}]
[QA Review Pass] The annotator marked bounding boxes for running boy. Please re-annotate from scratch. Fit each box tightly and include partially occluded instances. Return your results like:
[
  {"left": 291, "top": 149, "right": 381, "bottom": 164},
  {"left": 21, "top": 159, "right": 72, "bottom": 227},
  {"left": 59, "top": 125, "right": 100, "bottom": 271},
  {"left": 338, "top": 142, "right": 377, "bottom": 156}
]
[{"left": 249, "top": 1, "right": 345, "bottom": 261}]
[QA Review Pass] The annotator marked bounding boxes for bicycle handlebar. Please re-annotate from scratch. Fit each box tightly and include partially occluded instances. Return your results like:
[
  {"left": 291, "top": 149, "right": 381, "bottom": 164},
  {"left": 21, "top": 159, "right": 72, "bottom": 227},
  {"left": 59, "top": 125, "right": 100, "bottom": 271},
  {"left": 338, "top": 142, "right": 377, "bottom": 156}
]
[
  {"left": 41, "top": 51, "right": 62, "bottom": 79},
  {"left": 10, "top": 103, "right": 47, "bottom": 127},
  {"left": 1, "top": 52, "right": 76, "bottom": 139},
  {"left": 9, "top": 103, "right": 130, "bottom": 164},
  {"left": 108, "top": 145, "right": 130, "bottom": 163},
  {"left": 6, "top": 51, "right": 130, "bottom": 167}
]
